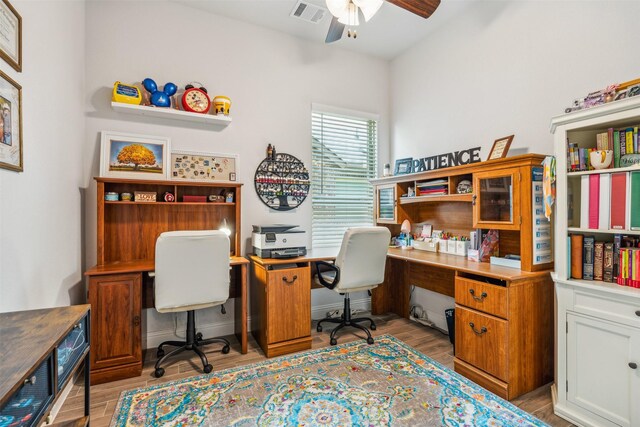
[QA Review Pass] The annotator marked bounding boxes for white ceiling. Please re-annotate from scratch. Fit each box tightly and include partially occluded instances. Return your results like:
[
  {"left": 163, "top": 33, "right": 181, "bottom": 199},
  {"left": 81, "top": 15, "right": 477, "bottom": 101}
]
[{"left": 175, "top": 0, "right": 473, "bottom": 60}]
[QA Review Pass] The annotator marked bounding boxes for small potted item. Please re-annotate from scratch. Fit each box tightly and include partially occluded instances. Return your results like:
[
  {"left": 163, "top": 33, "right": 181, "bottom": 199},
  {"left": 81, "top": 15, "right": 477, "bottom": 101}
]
[
  {"left": 212, "top": 95, "right": 231, "bottom": 116},
  {"left": 181, "top": 82, "right": 211, "bottom": 114},
  {"left": 589, "top": 150, "right": 613, "bottom": 169}
]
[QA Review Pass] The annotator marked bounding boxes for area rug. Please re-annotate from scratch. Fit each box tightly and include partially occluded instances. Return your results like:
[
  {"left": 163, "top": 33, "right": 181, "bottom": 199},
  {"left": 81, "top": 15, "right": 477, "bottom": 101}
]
[{"left": 111, "top": 335, "right": 547, "bottom": 426}]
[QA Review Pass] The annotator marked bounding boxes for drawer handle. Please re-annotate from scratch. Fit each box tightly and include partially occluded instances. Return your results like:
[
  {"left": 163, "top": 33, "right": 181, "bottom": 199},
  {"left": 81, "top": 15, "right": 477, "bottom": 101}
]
[
  {"left": 630, "top": 362, "right": 638, "bottom": 370},
  {"left": 469, "top": 322, "right": 487, "bottom": 336},
  {"left": 24, "top": 375, "right": 36, "bottom": 386},
  {"left": 282, "top": 275, "right": 298, "bottom": 285},
  {"left": 133, "top": 315, "right": 141, "bottom": 327},
  {"left": 472, "top": 194, "right": 477, "bottom": 206},
  {"left": 469, "top": 289, "right": 488, "bottom": 302}
]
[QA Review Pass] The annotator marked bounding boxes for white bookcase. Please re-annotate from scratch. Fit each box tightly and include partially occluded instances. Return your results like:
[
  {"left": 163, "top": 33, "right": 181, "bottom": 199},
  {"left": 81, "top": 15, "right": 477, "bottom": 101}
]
[{"left": 551, "top": 96, "right": 640, "bottom": 427}]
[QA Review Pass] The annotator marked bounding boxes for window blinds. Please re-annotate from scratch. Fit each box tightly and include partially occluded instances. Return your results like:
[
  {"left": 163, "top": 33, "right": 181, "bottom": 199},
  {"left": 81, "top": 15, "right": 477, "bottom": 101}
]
[{"left": 311, "top": 110, "right": 378, "bottom": 248}]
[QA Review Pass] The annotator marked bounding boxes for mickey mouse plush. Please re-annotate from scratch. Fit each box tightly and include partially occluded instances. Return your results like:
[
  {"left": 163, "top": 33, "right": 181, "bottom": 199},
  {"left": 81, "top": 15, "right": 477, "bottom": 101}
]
[{"left": 142, "top": 78, "right": 177, "bottom": 108}]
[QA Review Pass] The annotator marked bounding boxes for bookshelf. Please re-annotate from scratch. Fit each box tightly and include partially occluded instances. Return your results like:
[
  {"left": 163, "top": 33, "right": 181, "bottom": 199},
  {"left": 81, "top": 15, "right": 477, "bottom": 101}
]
[{"left": 551, "top": 96, "right": 640, "bottom": 427}]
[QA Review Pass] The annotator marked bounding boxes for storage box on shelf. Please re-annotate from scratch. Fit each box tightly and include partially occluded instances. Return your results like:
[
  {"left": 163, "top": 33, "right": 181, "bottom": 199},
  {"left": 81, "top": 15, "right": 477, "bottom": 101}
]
[{"left": 551, "top": 96, "right": 640, "bottom": 427}]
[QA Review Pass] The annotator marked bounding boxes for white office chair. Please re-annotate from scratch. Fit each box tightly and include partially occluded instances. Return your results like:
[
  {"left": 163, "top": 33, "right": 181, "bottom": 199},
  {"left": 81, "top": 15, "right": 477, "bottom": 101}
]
[
  {"left": 153, "top": 230, "right": 231, "bottom": 378},
  {"left": 315, "top": 227, "right": 391, "bottom": 345}
]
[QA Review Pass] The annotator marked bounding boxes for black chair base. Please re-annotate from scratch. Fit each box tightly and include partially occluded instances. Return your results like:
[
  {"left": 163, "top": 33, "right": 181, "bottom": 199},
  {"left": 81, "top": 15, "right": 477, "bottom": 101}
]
[
  {"left": 316, "top": 293, "right": 376, "bottom": 346},
  {"left": 154, "top": 310, "right": 230, "bottom": 378}
]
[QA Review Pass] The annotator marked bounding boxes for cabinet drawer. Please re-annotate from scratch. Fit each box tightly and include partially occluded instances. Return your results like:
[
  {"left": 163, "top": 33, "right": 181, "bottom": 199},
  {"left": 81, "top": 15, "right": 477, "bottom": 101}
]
[
  {"left": 455, "top": 277, "right": 508, "bottom": 319},
  {"left": 57, "top": 313, "right": 89, "bottom": 390},
  {"left": 455, "top": 306, "right": 508, "bottom": 381},
  {"left": 572, "top": 289, "right": 640, "bottom": 328},
  {"left": 267, "top": 267, "right": 311, "bottom": 343},
  {"left": 0, "top": 354, "right": 54, "bottom": 427}
]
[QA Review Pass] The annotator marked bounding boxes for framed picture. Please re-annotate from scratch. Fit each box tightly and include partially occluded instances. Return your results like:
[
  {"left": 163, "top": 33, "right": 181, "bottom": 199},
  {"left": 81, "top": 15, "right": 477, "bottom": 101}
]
[
  {"left": 487, "top": 135, "right": 514, "bottom": 160},
  {"left": 394, "top": 157, "right": 413, "bottom": 175},
  {"left": 100, "top": 131, "right": 170, "bottom": 180},
  {"left": 0, "top": 0, "right": 21, "bottom": 72},
  {"left": 0, "top": 69, "right": 22, "bottom": 171},
  {"left": 170, "top": 150, "right": 237, "bottom": 182}
]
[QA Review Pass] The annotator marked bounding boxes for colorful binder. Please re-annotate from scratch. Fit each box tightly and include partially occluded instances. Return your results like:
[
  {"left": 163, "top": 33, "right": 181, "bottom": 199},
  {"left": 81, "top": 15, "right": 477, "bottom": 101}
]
[
  {"left": 589, "top": 174, "right": 600, "bottom": 229},
  {"left": 599, "top": 173, "right": 611, "bottom": 230},
  {"left": 580, "top": 176, "right": 589, "bottom": 229},
  {"left": 610, "top": 172, "right": 627, "bottom": 230},
  {"left": 630, "top": 172, "right": 640, "bottom": 231}
]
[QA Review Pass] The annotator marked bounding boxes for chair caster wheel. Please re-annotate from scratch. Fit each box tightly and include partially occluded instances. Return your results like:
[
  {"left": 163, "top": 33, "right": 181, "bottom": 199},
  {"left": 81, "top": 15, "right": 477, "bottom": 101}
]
[
  {"left": 367, "top": 337, "right": 374, "bottom": 345},
  {"left": 196, "top": 332, "right": 203, "bottom": 341},
  {"left": 370, "top": 323, "right": 376, "bottom": 330},
  {"left": 203, "top": 364, "right": 213, "bottom": 374},
  {"left": 330, "top": 338, "right": 337, "bottom": 346},
  {"left": 154, "top": 367, "right": 165, "bottom": 378},
  {"left": 157, "top": 348, "right": 165, "bottom": 357},
  {"left": 317, "top": 325, "right": 323, "bottom": 332},
  {"left": 222, "top": 345, "right": 230, "bottom": 354}
]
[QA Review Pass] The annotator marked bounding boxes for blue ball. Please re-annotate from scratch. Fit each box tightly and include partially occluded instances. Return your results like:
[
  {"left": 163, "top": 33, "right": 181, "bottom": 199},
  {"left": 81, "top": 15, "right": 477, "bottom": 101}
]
[
  {"left": 151, "top": 92, "right": 171, "bottom": 107},
  {"left": 142, "top": 78, "right": 157, "bottom": 93},
  {"left": 163, "top": 82, "right": 177, "bottom": 96}
]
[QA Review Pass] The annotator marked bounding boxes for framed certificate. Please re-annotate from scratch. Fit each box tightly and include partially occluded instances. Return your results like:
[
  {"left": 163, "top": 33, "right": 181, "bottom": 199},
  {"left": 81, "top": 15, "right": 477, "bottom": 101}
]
[
  {"left": 0, "top": 69, "right": 21, "bottom": 171},
  {"left": 487, "top": 135, "right": 514, "bottom": 160},
  {"left": 0, "top": 0, "right": 21, "bottom": 72}
]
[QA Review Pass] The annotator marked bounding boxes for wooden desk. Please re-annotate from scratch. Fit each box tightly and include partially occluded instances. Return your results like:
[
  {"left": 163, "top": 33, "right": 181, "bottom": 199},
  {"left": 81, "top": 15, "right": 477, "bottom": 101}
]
[
  {"left": 249, "top": 248, "right": 553, "bottom": 400},
  {"left": 0, "top": 305, "right": 90, "bottom": 427},
  {"left": 85, "top": 257, "right": 248, "bottom": 385}
]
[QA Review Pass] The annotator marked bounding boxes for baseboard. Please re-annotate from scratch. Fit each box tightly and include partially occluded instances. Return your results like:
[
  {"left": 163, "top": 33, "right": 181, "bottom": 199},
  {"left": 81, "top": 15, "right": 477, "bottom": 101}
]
[{"left": 143, "top": 298, "right": 371, "bottom": 350}]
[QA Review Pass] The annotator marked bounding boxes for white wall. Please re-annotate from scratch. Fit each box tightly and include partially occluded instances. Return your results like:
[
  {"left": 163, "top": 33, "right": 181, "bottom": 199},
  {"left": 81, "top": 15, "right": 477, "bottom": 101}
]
[
  {"left": 84, "top": 1, "right": 389, "bottom": 344},
  {"left": 390, "top": 0, "right": 640, "bottom": 330},
  {"left": 0, "top": 1, "right": 86, "bottom": 312}
]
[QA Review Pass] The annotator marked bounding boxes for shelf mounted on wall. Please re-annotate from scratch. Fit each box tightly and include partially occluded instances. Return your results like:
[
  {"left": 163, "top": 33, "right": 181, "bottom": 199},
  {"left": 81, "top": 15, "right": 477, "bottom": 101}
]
[{"left": 254, "top": 152, "right": 310, "bottom": 211}]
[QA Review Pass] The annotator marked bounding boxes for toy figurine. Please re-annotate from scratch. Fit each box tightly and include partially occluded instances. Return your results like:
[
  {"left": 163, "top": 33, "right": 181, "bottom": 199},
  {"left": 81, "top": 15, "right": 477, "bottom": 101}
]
[{"left": 142, "top": 78, "right": 177, "bottom": 108}]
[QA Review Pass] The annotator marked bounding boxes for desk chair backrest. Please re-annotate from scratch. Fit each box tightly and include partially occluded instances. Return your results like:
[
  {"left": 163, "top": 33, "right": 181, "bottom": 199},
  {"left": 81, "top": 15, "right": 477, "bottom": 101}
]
[
  {"left": 154, "top": 230, "right": 230, "bottom": 313},
  {"left": 334, "top": 227, "right": 391, "bottom": 292}
]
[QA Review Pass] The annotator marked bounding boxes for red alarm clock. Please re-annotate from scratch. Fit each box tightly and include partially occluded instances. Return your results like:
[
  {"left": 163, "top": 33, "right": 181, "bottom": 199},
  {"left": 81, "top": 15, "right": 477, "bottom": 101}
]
[{"left": 181, "top": 83, "right": 210, "bottom": 114}]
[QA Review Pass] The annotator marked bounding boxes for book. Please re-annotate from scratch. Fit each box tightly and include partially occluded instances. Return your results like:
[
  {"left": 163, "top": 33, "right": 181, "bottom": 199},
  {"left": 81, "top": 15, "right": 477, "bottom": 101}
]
[
  {"left": 588, "top": 174, "right": 599, "bottom": 229},
  {"left": 613, "top": 234, "right": 622, "bottom": 281},
  {"left": 613, "top": 131, "right": 621, "bottom": 168},
  {"left": 580, "top": 175, "right": 589, "bottom": 229},
  {"left": 594, "top": 242, "right": 604, "bottom": 281},
  {"left": 599, "top": 173, "right": 611, "bottom": 230},
  {"left": 630, "top": 172, "right": 640, "bottom": 231},
  {"left": 621, "top": 130, "right": 627, "bottom": 155},
  {"left": 610, "top": 172, "right": 627, "bottom": 230},
  {"left": 583, "top": 236, "right": 595, "bottom": 280},
  {"left": 626, "top": 128, "right": 634, "bottom": 154},
  {"left": 603, "top": 242, "right": 614, "bottom": 282},
  {"left": 571, "top": 234, "right": 584, "bottom": 279}
]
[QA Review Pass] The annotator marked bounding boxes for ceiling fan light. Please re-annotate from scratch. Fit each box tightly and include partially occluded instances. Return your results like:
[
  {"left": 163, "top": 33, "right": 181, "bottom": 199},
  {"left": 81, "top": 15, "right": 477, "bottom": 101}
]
[
  {"left": 353, "top": 0, "right": 383, "bottom": 21},
  {"left": 326, "top": 0, "right": 349, "bottom": 18},
  {"left": 338, "top": 2, "right": 359, "bottom": 26}
]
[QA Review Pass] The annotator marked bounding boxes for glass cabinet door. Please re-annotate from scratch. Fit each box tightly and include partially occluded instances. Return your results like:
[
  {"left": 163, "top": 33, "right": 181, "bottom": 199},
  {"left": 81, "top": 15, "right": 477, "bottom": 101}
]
[
  {"left": 473, "top": 169, "right": 520, "bottom": 230},
  {"left": 377, "top": 185, "right": 396, "bottom": 223}
]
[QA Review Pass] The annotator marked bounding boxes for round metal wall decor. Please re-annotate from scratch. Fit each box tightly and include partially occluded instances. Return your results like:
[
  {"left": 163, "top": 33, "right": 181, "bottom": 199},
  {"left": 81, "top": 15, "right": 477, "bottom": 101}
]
[{"left": 254, "top": 152, "right": 310, "bottom": 211}]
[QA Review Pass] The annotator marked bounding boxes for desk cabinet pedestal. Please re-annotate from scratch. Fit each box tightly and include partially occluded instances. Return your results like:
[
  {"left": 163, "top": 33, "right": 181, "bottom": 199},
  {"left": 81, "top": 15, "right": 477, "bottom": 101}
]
[{"left": 250, "top": 261, "right": 312, "bottom": 357}]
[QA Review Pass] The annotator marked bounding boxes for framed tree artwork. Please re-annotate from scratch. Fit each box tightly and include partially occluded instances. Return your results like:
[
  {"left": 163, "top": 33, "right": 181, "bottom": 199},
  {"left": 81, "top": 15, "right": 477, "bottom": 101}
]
[
  {"left": 0, "top": 69, "right": 22, "bottom": 171},
  {"left": 100, "top": 131, "right": 171, "bottom": 180}
]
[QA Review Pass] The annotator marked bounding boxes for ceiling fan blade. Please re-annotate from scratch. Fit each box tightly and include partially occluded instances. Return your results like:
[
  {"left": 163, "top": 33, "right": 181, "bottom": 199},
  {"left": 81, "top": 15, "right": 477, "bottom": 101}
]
[
  {"left": 386, "top": 0, "right": 441, "bottom": 19},
  {"left": 325, "top": 15, "right": 346, "bottom": 43}
]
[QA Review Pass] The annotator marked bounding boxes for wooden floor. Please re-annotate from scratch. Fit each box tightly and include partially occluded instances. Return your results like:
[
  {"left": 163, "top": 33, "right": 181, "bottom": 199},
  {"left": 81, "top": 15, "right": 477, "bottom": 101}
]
[{"left": 57, "top": 314, "right": 574, "bottom": 426}]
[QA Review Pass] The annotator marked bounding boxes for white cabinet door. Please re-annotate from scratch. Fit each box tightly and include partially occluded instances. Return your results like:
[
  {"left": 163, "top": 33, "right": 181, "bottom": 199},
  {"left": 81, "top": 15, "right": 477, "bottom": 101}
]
[{"left": 567, "top": 313, "right": 640, "bottom": 427}]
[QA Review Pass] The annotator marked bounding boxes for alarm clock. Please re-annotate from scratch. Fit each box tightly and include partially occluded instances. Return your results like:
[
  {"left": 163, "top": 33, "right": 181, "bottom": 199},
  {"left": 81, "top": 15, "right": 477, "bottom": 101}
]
[{"left": 181, "top": 83, "right": 210, "bottom": 114}]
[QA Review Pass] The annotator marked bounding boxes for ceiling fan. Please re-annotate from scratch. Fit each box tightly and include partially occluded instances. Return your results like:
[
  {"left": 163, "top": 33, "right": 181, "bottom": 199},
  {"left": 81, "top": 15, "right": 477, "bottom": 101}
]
[{"left": 325, "top": 0, "right": 440, "bottom": 43}]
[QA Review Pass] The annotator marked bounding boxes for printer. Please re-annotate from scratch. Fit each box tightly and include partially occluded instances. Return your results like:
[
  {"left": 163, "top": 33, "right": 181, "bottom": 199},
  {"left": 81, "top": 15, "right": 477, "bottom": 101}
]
[{"left": 252, "top": 224, "right": 307, "bottom": 258}]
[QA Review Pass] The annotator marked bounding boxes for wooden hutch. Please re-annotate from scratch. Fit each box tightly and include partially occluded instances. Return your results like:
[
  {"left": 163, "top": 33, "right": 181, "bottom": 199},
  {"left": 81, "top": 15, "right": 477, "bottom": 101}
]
[{"left": 370, "top": 154, "right": 554, "bottom": 400}]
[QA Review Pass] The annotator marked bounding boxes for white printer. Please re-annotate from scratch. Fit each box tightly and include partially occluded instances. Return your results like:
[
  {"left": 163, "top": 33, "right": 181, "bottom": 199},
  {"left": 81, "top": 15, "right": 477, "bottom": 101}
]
[{"left": 252, "top": 224, "right": 307, "bottom": 258}]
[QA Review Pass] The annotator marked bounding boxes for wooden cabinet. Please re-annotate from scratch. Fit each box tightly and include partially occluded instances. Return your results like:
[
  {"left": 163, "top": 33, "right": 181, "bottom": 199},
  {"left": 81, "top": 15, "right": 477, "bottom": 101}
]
[
  {"left": 472, "top": 167, "right": 521, "bottom": 230},
  {"left": 88, "top": 273, "right": 142, "bottom": 384},
  {"left": 566, "top": 313, "right": 640, "bottom": 427},
  {"left": 250, "top": 258, "right": 312, "bottom": 357},
  {"left": 376, "top": 183, "right": 405, "bottom": 224},
  {"left": 453, "top": 274, "right": 554, "bottom": 400}
]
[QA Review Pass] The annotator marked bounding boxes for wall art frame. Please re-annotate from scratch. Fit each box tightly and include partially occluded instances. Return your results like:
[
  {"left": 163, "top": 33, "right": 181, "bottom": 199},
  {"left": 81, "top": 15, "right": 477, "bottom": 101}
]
[
  {"left": 170, "top": 150, "right": 238, "bottom": 183},
  {"left": 0, "top": 0, "right": 21, "bottom": 72},
  {"left": 100, "top": 131, "right": 171, "bottom": 180},
  {"left": 0, "top": 69, "right": 22, "bottom": 171},
  {"left": 487, "top": 135, "right": 514, "bottom": 160}
]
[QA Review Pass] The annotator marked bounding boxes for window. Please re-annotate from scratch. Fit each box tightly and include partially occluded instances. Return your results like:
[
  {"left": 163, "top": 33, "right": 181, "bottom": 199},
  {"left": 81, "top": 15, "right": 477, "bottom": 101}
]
[{"left": 311, "top": 107, "right": 378, "bottom": 248}]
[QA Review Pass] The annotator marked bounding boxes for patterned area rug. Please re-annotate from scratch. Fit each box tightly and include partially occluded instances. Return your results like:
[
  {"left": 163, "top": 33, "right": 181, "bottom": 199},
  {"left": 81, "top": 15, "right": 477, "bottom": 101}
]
[{"left": 111, "top": 335, "right": 547, "bottom": 426}]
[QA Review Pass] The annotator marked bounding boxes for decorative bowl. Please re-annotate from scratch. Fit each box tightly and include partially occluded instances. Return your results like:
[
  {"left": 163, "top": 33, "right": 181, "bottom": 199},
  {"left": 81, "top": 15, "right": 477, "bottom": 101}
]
[{"left": 589, "top": 150, "right": 613, "bottom": 169}]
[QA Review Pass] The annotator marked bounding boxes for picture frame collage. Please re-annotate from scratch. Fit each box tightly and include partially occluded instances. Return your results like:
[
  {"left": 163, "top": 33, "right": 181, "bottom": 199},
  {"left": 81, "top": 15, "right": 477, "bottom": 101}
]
[{"left": 0, "top": 0, "right": 22, "bottom": 172}]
